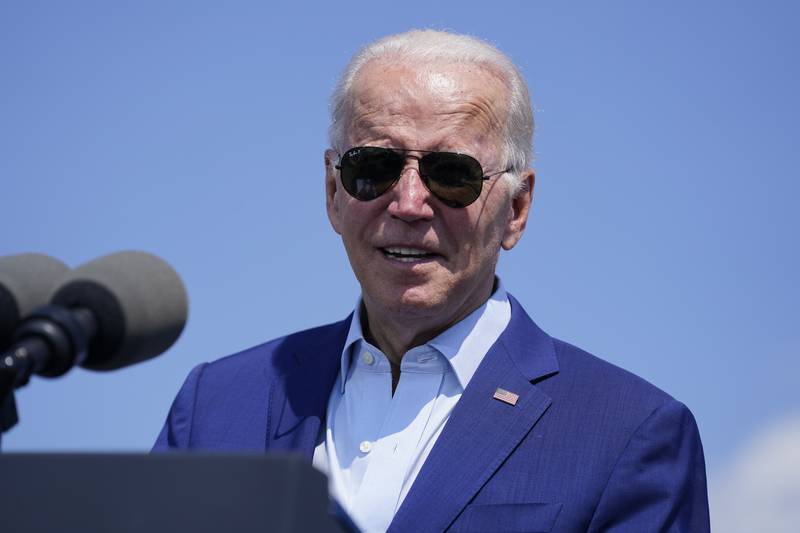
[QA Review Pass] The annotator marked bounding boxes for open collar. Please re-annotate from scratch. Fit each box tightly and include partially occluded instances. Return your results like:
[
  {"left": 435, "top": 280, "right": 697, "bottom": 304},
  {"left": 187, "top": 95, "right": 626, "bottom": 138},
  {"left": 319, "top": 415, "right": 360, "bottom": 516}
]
[{"left": 338, "top": 280, "right": 512, "bottom": 394}]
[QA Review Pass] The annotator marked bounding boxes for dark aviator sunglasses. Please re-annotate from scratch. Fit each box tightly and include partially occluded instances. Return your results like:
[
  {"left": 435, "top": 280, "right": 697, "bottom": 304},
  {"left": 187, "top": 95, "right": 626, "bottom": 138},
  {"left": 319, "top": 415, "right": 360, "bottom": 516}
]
[{"left": 335, "top": 146, "right": 511, "bottom": 208}]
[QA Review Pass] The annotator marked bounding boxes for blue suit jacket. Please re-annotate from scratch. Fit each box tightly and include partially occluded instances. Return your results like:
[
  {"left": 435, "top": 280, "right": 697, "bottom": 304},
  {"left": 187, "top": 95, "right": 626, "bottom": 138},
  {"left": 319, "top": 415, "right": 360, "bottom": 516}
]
[{"left": 154, "top": 296, "right": 710, "bottom": 532}]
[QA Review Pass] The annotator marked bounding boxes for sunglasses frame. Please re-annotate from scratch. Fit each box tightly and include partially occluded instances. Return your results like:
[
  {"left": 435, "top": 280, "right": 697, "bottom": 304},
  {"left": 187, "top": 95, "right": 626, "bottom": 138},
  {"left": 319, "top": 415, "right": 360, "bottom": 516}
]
[{"left": 335, "top": 146, "right": 511, "bottom": 208}]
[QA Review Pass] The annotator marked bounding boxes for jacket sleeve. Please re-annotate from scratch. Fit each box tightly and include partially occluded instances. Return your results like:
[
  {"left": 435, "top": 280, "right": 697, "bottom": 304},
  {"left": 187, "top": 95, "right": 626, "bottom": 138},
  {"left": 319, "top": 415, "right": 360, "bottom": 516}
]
[
  {"left": 151, "top": 363, "right": 208, "bottom": 451},
  {"left": 587, "top": 398, "right": 710, "bottom": 532}
]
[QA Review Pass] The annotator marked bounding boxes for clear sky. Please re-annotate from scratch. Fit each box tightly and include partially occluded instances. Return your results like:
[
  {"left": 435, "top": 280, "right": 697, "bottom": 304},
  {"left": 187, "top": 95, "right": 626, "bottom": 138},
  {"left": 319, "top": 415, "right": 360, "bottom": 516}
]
[{"left": 2, "top": 1, "right": 798, "bottom": 529}]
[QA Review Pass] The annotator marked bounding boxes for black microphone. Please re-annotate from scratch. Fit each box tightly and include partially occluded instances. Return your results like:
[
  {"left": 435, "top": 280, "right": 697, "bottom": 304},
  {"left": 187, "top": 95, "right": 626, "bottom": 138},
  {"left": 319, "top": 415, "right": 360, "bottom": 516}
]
[
  {"left": 1, "top": 251, "right": 188, "bottom": 390},
  {"left": 0, "top": 254, "right": 69, "bottom": 348}
]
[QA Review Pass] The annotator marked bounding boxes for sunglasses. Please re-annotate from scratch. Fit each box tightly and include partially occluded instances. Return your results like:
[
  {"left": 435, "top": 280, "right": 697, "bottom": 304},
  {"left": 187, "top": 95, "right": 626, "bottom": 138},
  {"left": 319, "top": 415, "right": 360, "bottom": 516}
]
[{"left": 335, "top": 146, "right": 510, "bottom": 208}]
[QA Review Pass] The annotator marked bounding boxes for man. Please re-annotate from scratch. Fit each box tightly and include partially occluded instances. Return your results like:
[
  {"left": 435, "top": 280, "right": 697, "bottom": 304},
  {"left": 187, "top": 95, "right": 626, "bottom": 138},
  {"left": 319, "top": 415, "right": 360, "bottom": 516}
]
[{"left": 154, "top": 30, "right": 710, "bottom": 532}]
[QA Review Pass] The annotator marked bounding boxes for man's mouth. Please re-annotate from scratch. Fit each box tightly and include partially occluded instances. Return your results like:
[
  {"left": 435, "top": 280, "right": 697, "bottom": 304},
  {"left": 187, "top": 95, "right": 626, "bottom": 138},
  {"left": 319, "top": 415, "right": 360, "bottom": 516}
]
[{"left": 380, "top": 246, "right": 437, "bottom": 263}]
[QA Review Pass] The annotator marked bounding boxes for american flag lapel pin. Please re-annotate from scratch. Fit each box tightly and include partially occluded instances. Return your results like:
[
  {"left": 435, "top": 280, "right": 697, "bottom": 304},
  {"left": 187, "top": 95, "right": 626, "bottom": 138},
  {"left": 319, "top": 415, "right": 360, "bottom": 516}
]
[{"left": 493, "top": 387, "right": 519, "bottom": 406}]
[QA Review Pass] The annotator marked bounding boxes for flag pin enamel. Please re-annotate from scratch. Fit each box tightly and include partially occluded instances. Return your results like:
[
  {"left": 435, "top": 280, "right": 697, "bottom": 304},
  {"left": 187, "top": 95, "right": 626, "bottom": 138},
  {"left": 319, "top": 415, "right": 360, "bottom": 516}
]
[{"left": 493, "top": 387, "right": 519, "bottom": 406}]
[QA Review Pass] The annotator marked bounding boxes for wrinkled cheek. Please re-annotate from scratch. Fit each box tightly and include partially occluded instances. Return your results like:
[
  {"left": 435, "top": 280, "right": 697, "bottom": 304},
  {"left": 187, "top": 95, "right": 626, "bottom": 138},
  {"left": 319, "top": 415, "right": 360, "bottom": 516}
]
[
  {"left": 479, "top": 219, "right": 505, "bottom": 248},
  {"left": 458, "top": 245, "right": 497, "bottom": 281},
  {"left": 341, "top": 238, "right": 382, "bottom": 285},
  {"left": 339, "top": 235, "right": 363, "bottom": 271}
]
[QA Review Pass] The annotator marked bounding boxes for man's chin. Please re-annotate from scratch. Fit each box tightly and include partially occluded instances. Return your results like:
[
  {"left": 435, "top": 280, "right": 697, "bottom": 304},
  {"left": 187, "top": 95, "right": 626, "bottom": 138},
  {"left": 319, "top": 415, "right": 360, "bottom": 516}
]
[{"left": 365, "top": 284, "right": 449, "bottom": 319}]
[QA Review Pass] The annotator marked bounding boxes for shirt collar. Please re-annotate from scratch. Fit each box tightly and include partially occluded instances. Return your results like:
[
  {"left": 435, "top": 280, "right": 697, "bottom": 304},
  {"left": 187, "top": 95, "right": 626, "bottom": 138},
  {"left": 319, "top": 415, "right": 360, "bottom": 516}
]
[
  {"left": 338, "top": 279, "right": 511, "bottom": 393},
  {"left": 339, "top": 297, "right": 368, "bottom": 392}
]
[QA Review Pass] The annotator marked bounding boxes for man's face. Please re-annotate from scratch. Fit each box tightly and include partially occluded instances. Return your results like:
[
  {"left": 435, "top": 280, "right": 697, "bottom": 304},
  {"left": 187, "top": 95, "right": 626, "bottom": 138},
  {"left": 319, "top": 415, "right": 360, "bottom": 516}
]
[{"left": 325, "top": 60, "right": 533, "bottom": 333}]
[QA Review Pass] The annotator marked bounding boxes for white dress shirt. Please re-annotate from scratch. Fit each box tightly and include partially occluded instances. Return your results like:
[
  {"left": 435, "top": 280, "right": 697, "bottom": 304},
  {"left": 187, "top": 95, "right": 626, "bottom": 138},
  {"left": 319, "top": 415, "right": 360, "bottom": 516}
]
[{"left": 312, "top": 282, "right": 511, "bottom": 533}]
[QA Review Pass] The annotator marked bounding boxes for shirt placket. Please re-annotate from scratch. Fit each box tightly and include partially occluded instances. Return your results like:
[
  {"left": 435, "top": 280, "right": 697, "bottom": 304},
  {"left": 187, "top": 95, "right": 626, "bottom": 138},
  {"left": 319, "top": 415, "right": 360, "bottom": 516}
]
[{"left": 349, "top": 347, "right": 445, "bottom": 532}]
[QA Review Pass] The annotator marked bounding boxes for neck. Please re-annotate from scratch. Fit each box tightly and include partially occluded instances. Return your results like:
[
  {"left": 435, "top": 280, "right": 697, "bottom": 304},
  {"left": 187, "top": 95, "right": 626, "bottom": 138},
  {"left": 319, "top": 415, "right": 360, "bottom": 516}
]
[
  {"left": 361, "top": 311, "right": 440, "bottom": 366},
  {"left": 360, "top": 280, "right": 496, "bottom": 366}
]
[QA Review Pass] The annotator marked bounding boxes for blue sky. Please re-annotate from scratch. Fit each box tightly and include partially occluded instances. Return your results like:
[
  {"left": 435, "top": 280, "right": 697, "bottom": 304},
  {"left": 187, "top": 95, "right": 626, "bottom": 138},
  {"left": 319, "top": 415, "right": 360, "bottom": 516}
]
[{"left": 2, "top": 1, "right": 798, "bottom": 527}]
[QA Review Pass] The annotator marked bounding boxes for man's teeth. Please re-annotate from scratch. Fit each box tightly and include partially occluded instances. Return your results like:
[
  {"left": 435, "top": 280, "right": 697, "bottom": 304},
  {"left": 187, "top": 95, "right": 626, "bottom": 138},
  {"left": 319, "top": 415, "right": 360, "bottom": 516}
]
[{"left": 383, "top": 247, "right": 433, "bottom": 261}]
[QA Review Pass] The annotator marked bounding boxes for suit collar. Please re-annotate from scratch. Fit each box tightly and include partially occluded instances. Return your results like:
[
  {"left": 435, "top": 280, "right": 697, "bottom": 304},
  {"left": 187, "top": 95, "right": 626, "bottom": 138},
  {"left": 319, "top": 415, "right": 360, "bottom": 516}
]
[
  {"left": 501, "top": 294, "right": 559, "bottom": 382},
  {"left": 267, "top": 315, "right": 351, "bottom": 457}
]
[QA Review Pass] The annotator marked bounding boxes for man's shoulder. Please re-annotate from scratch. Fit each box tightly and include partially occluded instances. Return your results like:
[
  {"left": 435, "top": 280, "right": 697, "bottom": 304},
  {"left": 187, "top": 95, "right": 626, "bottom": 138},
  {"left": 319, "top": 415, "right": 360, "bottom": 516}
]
[
  {"left": 537, "top": 335, "right": 694, "bottom": 450},
  {"left": 199, "top": 315, "right": 351, "bottom": 379},
  {"left": 551, "top": 337, "right": 674, "bottom": 404},
  {"left": 507, "top": 295, "right": 674, "bottom": 406},
  {"left": 506, "top": 296, "right": 684, "bottom": 436},
  {"left": 153, "top": 317, "right": 351, "bottom": 451}
]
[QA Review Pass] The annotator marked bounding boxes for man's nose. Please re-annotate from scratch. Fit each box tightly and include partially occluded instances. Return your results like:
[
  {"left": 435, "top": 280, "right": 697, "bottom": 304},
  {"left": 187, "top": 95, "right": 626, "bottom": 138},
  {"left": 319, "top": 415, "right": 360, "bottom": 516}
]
[{"left": 386, "top": 162, "right": 435, "bottom": 221}]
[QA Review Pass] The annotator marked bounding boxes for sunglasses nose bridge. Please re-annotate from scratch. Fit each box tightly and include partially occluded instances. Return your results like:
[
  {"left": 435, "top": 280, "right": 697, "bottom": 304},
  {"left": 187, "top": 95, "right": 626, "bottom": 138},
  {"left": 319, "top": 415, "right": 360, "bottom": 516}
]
[
  {"left": 386, "top": 157, "right": 436, "bottom": 218},
  {"left": 389, "top": 153, "right": 425, "bottom": 190},
  {"left": 399, "top": 152, "right": 422, "bottom": 174},
  {"left": 394, "top": 164, "right": 429, "bottom": 196},
  {"left": 402, "top": 152, "right": 439, "bottom": 190}
]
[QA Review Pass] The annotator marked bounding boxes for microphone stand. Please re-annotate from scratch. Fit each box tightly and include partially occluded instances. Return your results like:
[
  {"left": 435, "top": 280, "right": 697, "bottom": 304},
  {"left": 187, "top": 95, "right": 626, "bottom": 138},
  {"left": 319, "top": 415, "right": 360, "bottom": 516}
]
[{"left": 0, "top": 306, "right": 96, "bottom": 435}]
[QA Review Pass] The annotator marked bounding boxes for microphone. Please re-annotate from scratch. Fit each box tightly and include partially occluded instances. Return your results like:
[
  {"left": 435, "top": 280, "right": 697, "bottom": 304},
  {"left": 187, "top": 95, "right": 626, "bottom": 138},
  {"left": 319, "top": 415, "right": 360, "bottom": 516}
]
[
  {"left": 1, "top": 251, "right": 188, "bottom": 389},
  {"left": 49, "top": 250, "right": 189, "bottom": 371},
  {"left": 0, "top": 254, "right": 69, "bottom": 348}
]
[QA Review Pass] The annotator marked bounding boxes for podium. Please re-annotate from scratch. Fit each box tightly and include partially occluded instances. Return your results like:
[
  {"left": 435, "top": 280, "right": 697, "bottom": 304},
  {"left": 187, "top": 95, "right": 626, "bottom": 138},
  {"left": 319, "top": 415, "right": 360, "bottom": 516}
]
[{"left": 0, "top": 453, "right": 355, "bottom": 532}]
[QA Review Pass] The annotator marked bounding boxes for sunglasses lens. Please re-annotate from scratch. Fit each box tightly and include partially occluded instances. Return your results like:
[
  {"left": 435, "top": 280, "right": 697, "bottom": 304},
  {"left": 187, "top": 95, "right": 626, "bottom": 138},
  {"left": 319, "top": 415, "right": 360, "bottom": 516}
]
[
  {"left": 339, "top": 147, "right": 404, "bottom": 201},
  {"left": 421, "top": 152, "right": 484, "bottom": 208},
  {"left": 338, "top": 147, "right": 488, "bottom": 208}
]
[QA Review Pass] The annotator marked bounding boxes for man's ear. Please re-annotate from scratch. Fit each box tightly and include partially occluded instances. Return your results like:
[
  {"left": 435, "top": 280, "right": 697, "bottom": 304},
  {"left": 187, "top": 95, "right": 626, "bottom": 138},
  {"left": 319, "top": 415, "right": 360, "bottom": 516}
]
[
  {"left": 325, "top": 149, "right": 342, "bottom": 235},
  {"left": 501, "top": 169, "right": 535, "bottom": 251}
]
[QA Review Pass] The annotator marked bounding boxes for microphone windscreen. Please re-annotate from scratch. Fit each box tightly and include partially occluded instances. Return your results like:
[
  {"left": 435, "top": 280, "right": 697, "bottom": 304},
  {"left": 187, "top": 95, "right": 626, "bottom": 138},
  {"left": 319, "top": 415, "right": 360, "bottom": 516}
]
[
  {"left": 50, "top": 251, "right": 189, "bottom": 371},
  {"left": 0, "top": 253, "right": 69, "bottom": 346}
]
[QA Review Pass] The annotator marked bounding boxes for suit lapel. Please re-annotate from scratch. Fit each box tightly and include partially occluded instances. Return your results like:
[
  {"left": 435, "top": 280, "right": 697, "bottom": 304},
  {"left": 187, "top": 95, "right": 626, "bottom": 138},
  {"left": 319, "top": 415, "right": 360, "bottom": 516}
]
[
  {"left": 389, "top": 296, "right": 558, "bottom": 532},
  {"left": 266, "top": 315, "right": 352, "bottom": 459}
]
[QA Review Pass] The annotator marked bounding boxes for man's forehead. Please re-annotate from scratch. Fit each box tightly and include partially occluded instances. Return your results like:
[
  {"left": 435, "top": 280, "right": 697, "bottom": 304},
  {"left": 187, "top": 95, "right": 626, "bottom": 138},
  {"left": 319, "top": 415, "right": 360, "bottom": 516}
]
[
  {"left": 352, "top": 59, "right": 506, "bottom": 98},
  {"left": 418, "top": 69, "right": 461, "bottom": 93},
  {"left": 348, "top": 60, "right": 508, "bottom": 142}
]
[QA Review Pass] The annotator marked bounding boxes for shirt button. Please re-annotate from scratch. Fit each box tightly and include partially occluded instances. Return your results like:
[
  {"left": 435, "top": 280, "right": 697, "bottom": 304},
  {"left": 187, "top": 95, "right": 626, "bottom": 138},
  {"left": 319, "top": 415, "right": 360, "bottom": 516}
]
[
  {"left": 359, "top": 440, "right": 372, "bottom": 454},
  {"left": 361, "top": 351, "right": 375, "bottom": 365}
]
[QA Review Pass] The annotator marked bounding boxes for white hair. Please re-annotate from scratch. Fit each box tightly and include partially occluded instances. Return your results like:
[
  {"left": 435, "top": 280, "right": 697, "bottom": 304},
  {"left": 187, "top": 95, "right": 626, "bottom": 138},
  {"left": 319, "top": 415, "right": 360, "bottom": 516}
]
[{"left": 329, "top": 29, "right": 534, "bottom": 196}]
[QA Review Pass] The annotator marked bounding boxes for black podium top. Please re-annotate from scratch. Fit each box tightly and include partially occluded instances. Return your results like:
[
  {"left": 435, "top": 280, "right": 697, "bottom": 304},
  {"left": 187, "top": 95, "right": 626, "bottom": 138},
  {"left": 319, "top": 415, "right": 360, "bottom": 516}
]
[{"left": 0, "top": 452, "right": 350, "bottom": 533}]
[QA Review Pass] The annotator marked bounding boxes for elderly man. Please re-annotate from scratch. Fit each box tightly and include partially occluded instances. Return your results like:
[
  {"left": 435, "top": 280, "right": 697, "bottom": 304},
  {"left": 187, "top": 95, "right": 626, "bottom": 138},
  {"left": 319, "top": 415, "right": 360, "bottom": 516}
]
[{"left": 155, "top": 30, "right": 710, "bottom": 532}]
